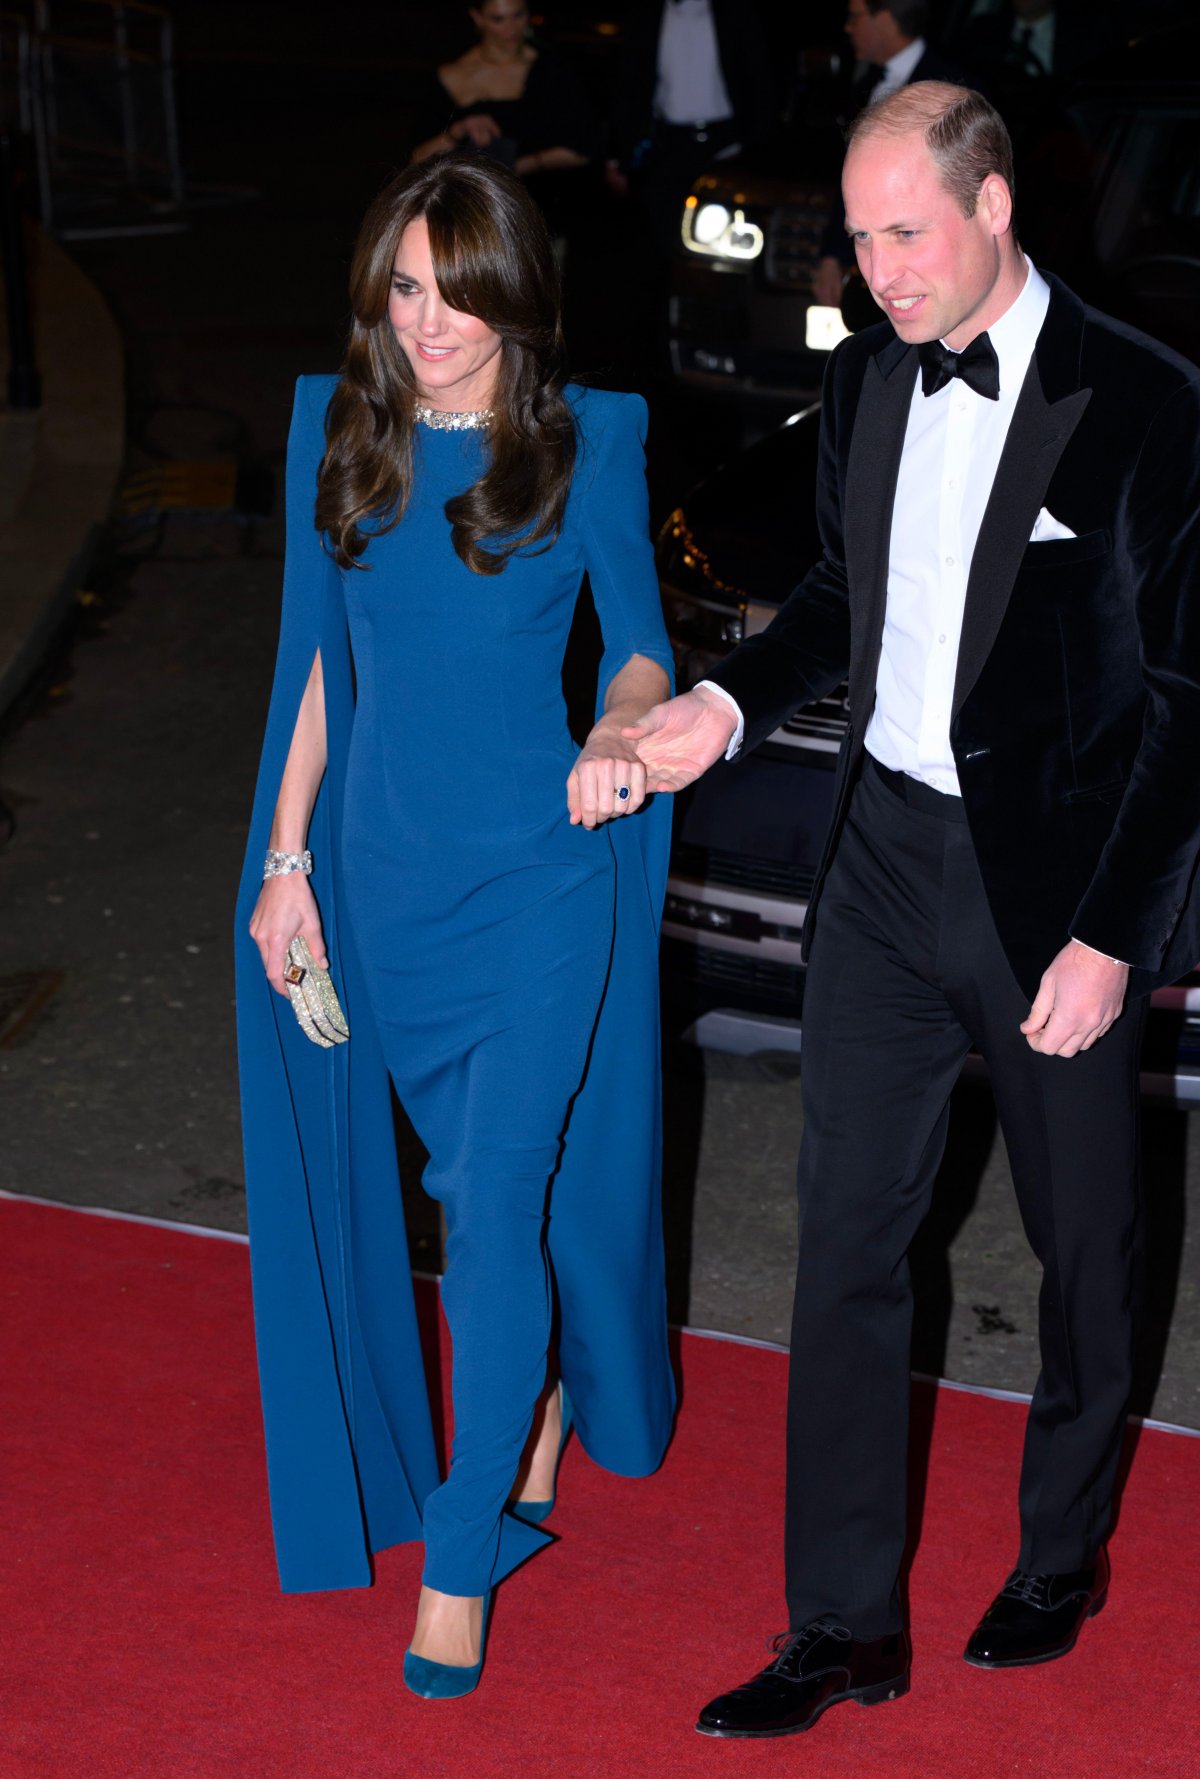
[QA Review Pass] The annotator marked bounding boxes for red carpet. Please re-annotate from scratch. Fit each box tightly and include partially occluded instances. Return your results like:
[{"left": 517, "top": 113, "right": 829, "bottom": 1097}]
[{"left": 2, "top": 1195, "right": 1197, "bottom": 1779}]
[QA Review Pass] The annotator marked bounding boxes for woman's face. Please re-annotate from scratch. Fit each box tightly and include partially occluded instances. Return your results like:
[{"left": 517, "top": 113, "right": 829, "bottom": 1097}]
[
  {"left": 388, "top": 218, "right": 504, "bottom": 410},
  {"left": 469, "top": 2, "right": 529, "bottom": 53}
]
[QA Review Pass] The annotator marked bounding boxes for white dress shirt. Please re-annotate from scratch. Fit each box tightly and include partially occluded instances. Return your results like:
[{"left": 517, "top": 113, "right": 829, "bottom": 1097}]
[
  {"left": 700, "top": 258, "right": 1050, "bottom": 787},
  {"left": 863, "top": 257, "right": 1049, "bottom": 794},
  {"left": 871, "top": 37, "right": 926, "bottom": 103},
  {"left": 655, "top": 0, "right": 734, "bottom": 126}
]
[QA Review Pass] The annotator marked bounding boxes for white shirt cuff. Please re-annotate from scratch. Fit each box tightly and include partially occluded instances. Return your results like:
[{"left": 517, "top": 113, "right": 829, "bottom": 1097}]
[
  {"left": 696, "top": 679, "right": 745, "bottom": 759},
  {"left": 1070, "top": 936, "right": 1130, "bottom": 969}
]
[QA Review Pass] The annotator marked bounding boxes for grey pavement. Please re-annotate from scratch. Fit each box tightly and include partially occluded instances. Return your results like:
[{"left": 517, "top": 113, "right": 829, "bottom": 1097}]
[
  {"left": 1, "top": 15, "right": 1196, "bottom": 1443},
  {"left": 666, "top": 1053, "right": 1200, "bottom": 1428}
]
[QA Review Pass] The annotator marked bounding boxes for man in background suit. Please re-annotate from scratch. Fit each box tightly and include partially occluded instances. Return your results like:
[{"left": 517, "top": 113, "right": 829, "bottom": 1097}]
[
  {"left": 608, "top": 0, "right": 774, "bottom": 258},
  {"left": 813, "top": 0, "right": 975, "bottom": 305},
  {"left": 957, "top": 0, "right": 1117, "bottom": 139},
  {"left": 843, "top": 0, "right": 967, "bottom": 105},
  {"left": 960, "top": 0, "right": 1112, "bottom": 85},
  {"left": 626, "top": 82, "right": 1200, "bottom": 1739}
]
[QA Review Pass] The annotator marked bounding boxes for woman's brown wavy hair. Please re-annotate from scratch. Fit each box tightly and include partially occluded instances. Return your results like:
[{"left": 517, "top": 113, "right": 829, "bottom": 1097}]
[{"left": 315, "top": 152, "right": 575, "bottom": 576}]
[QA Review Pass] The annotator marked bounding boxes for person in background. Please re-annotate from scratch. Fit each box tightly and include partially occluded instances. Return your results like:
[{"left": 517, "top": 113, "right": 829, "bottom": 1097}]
[
  {"left": 960, "top": 0, "right": 1113, "bottom": 86},
  {"left": 812, "top": 0, "right": 975, "bottom": 308},
  {"left": 409, "top": 2, "right": 596, "bottom": 234},
  {"left": 609, "top": 0, "right": 774, "bottom": 260}
]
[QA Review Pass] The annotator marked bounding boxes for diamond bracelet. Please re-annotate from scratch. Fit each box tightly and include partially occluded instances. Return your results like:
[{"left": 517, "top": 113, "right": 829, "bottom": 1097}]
[{"left": 263, "top": 849, "right": 313, "bottom": 880}]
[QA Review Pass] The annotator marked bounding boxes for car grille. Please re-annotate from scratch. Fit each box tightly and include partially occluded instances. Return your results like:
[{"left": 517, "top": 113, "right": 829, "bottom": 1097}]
[
  {"left": 691, "top": 946, "right": 804, "bottom": 1000},
  {"left": 781, "top": 704, "right": 848, "bottom": 745},
  {"left": 764, "top": 200, "right": 828, "bottom": 291},
  {"left": 672, "top": 844, "right": 816, "bottom": 903}
]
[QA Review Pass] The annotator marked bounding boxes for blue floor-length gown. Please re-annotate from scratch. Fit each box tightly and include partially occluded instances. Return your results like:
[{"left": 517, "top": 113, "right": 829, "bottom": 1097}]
[{"left": 235, "top": 376, "right": 676, "bottom": 1595}]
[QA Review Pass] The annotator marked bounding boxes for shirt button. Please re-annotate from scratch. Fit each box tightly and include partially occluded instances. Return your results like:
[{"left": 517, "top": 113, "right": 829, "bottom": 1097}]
[
  {"left": 948, "top": 478, "right": 958, "bottom": 489},
  {"left": 938, "top": 633, "right": 947, "bottom": 643},
  {"left": 958, "top": 400, "right": 967, "bottom": 411},
  {"left": 945, "top": 556, "right": 955, "bottom": 566}
]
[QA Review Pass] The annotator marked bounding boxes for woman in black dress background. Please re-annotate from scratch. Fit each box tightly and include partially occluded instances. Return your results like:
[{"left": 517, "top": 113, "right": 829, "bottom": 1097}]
[{"left": 409, "top": 2, "right": 597, "bottom": 237}]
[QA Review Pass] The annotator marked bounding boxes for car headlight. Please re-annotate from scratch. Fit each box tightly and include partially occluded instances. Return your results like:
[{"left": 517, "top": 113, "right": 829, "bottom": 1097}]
[
  {"left": 805, "top": 305, "right": 852, "bottom": 352},
  {"left": 681, "top": 193, "right": 765, "bottom": 262},
  {"left": 692, "top": 201, "right": 731, "bottom": 245}
]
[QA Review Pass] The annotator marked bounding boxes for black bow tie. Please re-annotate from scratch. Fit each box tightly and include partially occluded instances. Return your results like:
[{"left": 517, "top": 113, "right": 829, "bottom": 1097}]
[{"left": 918, "top": 333, "right": 1000, "bottom": 401}]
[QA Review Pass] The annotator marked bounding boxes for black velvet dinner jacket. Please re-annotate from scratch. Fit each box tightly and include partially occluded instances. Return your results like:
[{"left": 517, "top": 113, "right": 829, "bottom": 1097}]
[{"left": 707, "top": 274, "right": 1200, "bottom": 1000}]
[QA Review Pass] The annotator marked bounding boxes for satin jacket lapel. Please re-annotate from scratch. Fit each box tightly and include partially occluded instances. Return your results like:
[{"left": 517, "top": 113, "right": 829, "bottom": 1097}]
[
  {"left": 952, "top": 313, "right": 1091, "bottom": 718},
  {"left": 845, "top": 339, "right": 917, "bottom": 718}
]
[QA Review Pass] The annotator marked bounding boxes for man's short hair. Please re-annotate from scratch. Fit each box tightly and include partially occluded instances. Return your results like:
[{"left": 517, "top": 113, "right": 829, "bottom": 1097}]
[
  {"left": 866, "top": 0, "right": 930, "bottom": 38},
  {"left": 847, "top": 81, "right": 1016, "bottom": 221}
]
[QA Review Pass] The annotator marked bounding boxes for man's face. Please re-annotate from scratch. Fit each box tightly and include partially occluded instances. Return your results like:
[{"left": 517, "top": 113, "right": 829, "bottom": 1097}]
[
  {"left": 843, "top": 132, "right": 1010, "bottom": 348},
  {"left": 845, "top": 0, "right": 895, "bottom": 65}
]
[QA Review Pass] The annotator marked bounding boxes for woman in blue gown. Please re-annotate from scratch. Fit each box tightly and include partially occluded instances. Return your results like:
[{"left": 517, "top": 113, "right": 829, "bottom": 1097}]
[{"left": 235, "top": 151, "right": 676, "bottom": 1696}]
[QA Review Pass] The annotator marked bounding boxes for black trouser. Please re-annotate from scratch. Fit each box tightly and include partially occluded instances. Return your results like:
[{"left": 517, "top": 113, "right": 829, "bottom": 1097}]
[{"left": 785, "top": 758, "right": 1146, "bottom": 1636}]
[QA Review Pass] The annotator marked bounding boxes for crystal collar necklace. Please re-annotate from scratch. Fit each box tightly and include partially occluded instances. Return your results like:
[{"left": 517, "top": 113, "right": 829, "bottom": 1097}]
[{"left": 414, "top": 404, "right": 494, "bottom": 432}]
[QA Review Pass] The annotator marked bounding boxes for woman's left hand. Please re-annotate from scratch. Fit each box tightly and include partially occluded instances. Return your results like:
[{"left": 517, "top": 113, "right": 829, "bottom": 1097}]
[{"left": 567, "top": 721, "right": 648, "bottom": 828}]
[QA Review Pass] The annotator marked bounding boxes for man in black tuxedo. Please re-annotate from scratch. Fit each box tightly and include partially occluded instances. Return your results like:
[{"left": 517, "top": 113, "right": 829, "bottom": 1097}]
[{"left": 627, "top": 82, "right": 1200, "bottom": 1739}]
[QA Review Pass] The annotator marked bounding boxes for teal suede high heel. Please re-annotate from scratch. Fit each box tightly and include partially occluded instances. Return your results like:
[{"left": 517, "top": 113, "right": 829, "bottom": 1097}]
[
  {"left": 403, "top": 1591, "right": 492, "bottom": 1701},
  {"left": 510, "top": 1382, "right": 574, "bottom": 1526}
]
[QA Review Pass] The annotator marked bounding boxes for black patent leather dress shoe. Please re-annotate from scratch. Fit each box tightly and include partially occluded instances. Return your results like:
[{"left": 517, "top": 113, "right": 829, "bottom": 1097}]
[
  {"left": 964, "top": 1547, "right": 1110, "bottom": 1668},
  {"left": 695, "top": 1619, "right": 911, "bottom": 1739}
]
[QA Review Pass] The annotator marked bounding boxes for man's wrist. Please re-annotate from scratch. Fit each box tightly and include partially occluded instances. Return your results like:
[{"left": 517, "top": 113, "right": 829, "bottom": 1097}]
[
  {"left": 1069, "top": 936, "right": 1129, "bottom": 969},
  {"left": 695, "top": 680, "right": 744, "bottom": 759}
]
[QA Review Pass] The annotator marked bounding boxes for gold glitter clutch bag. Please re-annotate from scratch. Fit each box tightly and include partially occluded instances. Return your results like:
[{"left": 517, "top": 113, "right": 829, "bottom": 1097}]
[{"left": 282, "top": 935, "right": 349, "bottom": 1048}]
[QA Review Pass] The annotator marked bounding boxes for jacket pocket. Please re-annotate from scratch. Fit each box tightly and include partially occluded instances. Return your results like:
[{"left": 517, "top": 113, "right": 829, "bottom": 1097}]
[
  {"left": 1062, "top": 778, "right": 1129, "bottom": 807},
  {"left": 1022, "top": 528, "right": 1113, "bottom": 569}
]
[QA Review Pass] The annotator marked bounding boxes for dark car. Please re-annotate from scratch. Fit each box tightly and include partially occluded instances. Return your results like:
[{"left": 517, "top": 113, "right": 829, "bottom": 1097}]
[
  {"left": 654, "top": 407, "right": 1200, "bottom": 1101},
  {"left": 669, "top": 18, "right": 1200, "bottom": 412}
]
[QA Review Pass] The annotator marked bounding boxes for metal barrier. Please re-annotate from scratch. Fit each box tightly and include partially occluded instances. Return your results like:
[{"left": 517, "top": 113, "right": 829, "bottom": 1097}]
[
  {"left": 0, "top": 10, "right": 33, "bottom": 134},
  {"left": 7, "top": 0, "right": 184, "bottom": 238},
  {"left": 1, "top": 126, "right": 41, "bottom": 407},
  {"left": 2, "top": 12, "right": 40, "bottom": 407}
]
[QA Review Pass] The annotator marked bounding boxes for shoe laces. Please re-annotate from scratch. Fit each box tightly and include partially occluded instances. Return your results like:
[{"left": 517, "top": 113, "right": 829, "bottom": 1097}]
[
  {"left": 998, "top": 1570, "right": 1052, "bottom": 1607},
  {"left": 767, "top": 1619, "right": 851, "bottom": 1667}
]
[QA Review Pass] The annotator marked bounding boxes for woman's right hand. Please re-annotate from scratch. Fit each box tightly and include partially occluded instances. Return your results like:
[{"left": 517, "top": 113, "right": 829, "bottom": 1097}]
[
  {"left": 451, "top": 112, "right": 503, "bottom": 148},
  {"left": 249, "top": 873, "right": 328, "bottom": 997}
]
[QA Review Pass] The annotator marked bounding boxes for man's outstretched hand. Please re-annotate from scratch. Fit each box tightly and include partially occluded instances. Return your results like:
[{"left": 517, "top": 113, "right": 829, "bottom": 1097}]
[{"left": 622, "top": 686, "right": 739, "bottom": 792}]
